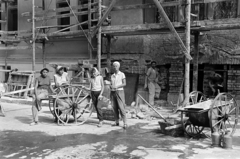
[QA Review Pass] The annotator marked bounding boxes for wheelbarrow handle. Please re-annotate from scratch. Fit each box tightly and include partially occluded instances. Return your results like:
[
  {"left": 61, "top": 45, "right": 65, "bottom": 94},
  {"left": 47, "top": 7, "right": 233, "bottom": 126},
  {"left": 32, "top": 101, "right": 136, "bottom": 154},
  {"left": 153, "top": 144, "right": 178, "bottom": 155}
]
[{"left": 137, "top": 94, "right": 168, "bottom": 123}]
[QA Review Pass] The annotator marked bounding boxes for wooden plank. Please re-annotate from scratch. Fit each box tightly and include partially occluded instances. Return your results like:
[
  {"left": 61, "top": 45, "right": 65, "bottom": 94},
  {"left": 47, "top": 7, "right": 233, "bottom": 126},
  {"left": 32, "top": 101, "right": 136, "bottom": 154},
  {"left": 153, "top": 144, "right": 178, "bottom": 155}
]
[
  {"left": 3, "top": 88, "right": 34, "bottom": 96},
  {"left": 0, "top": 30, "right": 32, "bottom": 35},
  {"left": 152, "top": 0, "right": 192, "bottom": 60},
  {"left": 36, "top": 2, "right": 98, "bottom": 15},
  {"left": 192, "top": 0, "right": 231, "bottom": 4},
  {"left": 0, "top": 38, "right": 21, "bottom": 43},
  {"left": 92, "top": 0, "right": 118, "bottom": 37},
  {"left": 31, "top": 9, "right": 97, "bottom": 22},
  {"left": 0, "top": 46, "right": 30, "bottom": 50},
  {"left": 0, "top": 20, "right": 6, "bottom": 23},
  {"left": 97, "top": 0, "right": 102, "bottom": 71},
  {"left": 111, "top": 2, "right": 180, "bottom": 11}
]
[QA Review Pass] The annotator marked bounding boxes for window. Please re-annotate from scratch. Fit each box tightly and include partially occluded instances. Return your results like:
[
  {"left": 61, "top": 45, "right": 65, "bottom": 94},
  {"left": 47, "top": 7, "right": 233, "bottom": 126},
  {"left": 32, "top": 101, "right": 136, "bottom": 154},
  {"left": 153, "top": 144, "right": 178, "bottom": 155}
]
[
  {"left": 8, "top": 0, "right": 18, "bottom": 31},
  {"left": 57, "top": 0, "right": 70, "bottom": 32}
]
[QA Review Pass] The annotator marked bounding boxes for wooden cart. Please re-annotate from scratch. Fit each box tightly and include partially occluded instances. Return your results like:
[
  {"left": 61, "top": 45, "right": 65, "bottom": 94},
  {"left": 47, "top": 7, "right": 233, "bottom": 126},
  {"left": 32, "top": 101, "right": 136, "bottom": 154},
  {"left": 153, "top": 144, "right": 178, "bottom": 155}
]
[{"left": 178, "top": 91, "right": 239, "bottom": 137}]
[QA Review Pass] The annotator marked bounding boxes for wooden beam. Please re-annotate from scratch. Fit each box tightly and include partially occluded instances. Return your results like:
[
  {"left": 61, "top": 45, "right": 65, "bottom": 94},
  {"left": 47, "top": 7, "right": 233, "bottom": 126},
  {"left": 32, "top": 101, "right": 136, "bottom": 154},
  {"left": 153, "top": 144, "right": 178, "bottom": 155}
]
[
  {"left": 92, "top": 0, "right": 118, "bottom": 37},
  {"left": 0, "top": 30, "right": 32, "bottom": 35},
  {"left": 192, "top": 0, "right": 230, "bottom": 4},
  {"left": 0, "top": 38, "right": 21, "bottom": 43},
  {"left": 36, "top": 2, "right": 98, "bottom": 16},
  {"left": 184, "top": 0, "right": 191, "bottom": 106},
  {"left": 0, "top": 20, "right": 6, "bottom": 23},
  {"left": 88, "top": 0, "right": 92, "bottom": 59},
  {"left": 0, "top": 46, "right": 30, "bottom": 50},
  {"left": 106, "top": 35, "right": 111, "bottom": 71},
  {"left": 97, "top": 0, "right": 102, "bottom": 71},
  {"left": 32, "top": 0, "right": 36, "bottom": 71},
  {"left": 29, "top": 9, "right": 97, "bottom": 22},
  {"left": 152, "top": 0, "right": 192, "bottom": 60}
]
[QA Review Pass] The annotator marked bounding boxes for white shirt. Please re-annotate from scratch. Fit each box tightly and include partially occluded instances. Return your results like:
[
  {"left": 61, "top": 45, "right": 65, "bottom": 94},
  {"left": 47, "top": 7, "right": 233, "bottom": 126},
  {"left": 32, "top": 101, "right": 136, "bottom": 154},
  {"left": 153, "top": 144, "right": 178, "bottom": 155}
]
[
  {"left": 90, "top": 75, "right": 102, "bottom": 91},
  {"left": 111, "top": 71, "right": 126, "bottom": 91},
  {"left": 54, "top": 72, "right": 68, "bottom": 86}
]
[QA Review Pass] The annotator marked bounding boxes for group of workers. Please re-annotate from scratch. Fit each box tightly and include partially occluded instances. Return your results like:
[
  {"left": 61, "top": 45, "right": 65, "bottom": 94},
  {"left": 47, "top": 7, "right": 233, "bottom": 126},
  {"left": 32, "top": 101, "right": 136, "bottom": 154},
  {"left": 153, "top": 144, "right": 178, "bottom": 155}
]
[{"left": 30, "top": 61, "right": 128, "bottom": 129}]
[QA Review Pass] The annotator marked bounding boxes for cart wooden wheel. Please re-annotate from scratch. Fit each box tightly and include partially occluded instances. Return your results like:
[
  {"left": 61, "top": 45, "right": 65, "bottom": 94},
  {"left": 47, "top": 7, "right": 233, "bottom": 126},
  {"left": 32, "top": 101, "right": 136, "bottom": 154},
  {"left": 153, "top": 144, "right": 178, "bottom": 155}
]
[
  {"left": 181, "top": 112, "right": 205, "bottom": 137},
  {"left": 189, "top": 91, "right": 207, "bottom": 105},
  {"left": 53, "top": 85, "right": 93, "bottom": 125},
  {"left": 181, "top": 91, "right": 206, "bottom": 137},
  {"left": 209, "top": 93, "right": 239, "bottom": 135}
]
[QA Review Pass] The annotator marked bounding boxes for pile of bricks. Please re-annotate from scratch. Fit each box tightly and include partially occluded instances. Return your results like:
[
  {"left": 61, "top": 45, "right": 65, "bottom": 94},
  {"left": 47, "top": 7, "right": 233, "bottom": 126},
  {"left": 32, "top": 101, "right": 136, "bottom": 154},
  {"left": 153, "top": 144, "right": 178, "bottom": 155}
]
[{"left": 168, "top": 63, "right": 183, "bottom": 93}]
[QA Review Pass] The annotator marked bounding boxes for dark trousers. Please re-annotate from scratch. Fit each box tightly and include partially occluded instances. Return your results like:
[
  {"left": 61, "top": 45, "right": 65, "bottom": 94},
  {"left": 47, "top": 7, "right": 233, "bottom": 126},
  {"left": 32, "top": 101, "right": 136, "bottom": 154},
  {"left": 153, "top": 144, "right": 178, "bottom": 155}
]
[
  {"left": 111, "top": 90, "right": 126, "bottom": 124},
  {"left": 91, "top": 91, "right": 103, "bottom": 121}
]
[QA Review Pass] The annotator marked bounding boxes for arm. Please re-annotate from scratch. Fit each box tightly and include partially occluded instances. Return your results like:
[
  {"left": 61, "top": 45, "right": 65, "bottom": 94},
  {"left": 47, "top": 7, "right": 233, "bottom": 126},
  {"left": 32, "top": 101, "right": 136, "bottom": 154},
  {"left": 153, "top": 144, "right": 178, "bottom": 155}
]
[
  {"left": 98, "top": 77, "right": 105, "bottom": 100},
  {"left": 116, "top": 78, "right": 126, "bottom": 89},
  {"left": 34, "top": 78, "right": 39, "bottom": 99},
  {"left": 54, "top": 76, "right": 60, "bottom": 88}
]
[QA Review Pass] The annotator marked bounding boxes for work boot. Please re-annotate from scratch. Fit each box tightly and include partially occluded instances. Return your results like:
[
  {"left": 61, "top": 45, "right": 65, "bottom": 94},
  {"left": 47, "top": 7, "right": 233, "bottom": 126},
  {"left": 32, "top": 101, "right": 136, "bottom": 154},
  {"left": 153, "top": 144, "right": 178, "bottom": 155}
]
[
  {"left": 97, "top": 121, "right": 103, "bottom": 127},
  {"left": 30, "top": 121, "right": 38, "bottom": 126},
  {"left": 123, "top": 124, "right": 128, "bottom": 129},
  {"left": 111, "top": 122, "right": 119, "bottom": 127}
]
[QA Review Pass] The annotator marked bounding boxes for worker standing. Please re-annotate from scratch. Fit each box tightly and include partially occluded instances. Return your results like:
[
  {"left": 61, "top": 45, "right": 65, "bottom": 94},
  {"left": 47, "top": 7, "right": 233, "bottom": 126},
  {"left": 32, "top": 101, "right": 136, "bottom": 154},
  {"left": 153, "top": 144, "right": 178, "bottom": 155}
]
[
  {"left": 145, "top": 61, "right": 161, "bottom": 106},
  {"left": 110, "top": 61, "right": 127, "bottom": 129}
]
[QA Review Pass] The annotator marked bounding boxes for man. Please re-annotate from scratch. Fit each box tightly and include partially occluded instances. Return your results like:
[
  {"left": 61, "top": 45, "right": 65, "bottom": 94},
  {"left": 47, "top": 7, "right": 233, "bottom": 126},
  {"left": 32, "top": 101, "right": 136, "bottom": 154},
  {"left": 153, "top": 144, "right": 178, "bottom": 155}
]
[
  {"left": 145, "top": 61, "right": 161, "bottom": 106},
  {"left": 208, "top": 71, "right": 223, "bottom": 97},
  {"left": 110, "top": 61, "right": 127, "bottom": 129},
  {"left": 30, "top": 68, "right": 55, "bottom": 126}
]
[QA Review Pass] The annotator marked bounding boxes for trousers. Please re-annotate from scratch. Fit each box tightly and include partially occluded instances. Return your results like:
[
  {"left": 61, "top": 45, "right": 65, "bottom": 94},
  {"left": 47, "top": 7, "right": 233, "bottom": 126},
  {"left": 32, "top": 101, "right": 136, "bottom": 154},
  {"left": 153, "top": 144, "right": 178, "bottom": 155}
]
[
  {"left": 91, "top": 91, "right": 103, "bottom": 121},
  {"left": 111, "top": 90, "right": 126, "bottom": 124},
  {"left": 32, "top": 89, "right": 48, "bottom": 122},
  {"left": 148, "top": 82, "right": 161, "bottom": 105}
]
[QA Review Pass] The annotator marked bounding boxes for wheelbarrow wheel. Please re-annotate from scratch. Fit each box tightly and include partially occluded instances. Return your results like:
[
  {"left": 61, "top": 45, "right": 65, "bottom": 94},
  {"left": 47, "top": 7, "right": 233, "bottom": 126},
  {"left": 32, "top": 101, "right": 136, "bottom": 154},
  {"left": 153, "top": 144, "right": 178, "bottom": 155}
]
[
  {"left": 53, "top": 85, "right": 92, "bottom": 125},
  {"left": 181, "top": 112, "right": 205, "bottom": 137},
  {"left": 209, "top": 93, "right": 239, "bottom": 135},
  {"left": 189, "top": 91, "right": 207, "bottom": 105}
]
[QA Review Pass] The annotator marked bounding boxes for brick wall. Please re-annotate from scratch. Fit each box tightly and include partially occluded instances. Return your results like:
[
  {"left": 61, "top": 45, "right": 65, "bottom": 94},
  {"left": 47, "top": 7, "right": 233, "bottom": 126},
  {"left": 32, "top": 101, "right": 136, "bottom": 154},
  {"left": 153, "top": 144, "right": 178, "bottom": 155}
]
[
  {"left": 168, "top": 62, "right": 184, "bottom": 93},
  {"left": 228, "top": 70, "right": 240, "bottom": 95}
]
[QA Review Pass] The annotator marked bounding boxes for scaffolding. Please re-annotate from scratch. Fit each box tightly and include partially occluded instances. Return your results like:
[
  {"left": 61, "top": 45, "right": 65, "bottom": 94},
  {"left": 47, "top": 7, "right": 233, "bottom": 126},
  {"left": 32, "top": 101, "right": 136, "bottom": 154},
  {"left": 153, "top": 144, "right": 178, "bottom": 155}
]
[{"left": 0, "top": 0, "right": 240, "bottom": 102}]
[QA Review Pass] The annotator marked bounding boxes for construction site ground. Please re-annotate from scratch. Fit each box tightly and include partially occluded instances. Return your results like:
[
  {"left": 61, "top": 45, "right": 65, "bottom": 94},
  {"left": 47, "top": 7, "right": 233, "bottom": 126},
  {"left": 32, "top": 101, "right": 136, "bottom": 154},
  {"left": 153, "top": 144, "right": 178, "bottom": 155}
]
[{"left": 0, "top": 99, "right": 240, "bottom": 159}]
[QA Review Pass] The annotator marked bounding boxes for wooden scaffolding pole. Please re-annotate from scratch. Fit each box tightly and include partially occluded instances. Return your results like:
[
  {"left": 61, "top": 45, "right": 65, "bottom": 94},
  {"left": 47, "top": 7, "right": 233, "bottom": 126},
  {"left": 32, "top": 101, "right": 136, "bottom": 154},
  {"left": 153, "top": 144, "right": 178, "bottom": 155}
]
[
  {"left": 97, "top": 0, "right": 102, "bottom": 71},
  {"left": 32, "top": 0, "right": 36, "bottom": 71},
  {"left": 106, "top": 35, "right": 111, "bottom": 71},
  {"left": 4, "top": 1, "right": 8, "bottom": 71},
  {"left": 88, "top": 0, "right": 92, "bottom": 59},
  {"left": 184, "top": 0, "right": 191, "bottom": 104},
  {"left": 42, "top": 0, "right": 46, "bottom": 67},
  {"left": 193, "top": 32, "right": 199, "bottom": 91}
]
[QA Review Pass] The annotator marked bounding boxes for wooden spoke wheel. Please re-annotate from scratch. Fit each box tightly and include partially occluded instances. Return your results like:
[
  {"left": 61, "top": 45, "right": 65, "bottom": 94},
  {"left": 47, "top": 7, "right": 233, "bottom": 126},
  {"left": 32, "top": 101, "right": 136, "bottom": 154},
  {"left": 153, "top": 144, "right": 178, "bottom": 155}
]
[
  {"left": 181, "top": 91, "right": 206, "bottom": 137},
  {"left": 181, "top": 112, "right": 205, "bottom": 138},
  {"left": 53, "top": 85, "right": 93, "bottom": 125},
  {"left": 189, "top": 91, "right": 207, "bottom": 105},
  {"left": 209, "top": 93, "right": 239, "bottom": 136}
]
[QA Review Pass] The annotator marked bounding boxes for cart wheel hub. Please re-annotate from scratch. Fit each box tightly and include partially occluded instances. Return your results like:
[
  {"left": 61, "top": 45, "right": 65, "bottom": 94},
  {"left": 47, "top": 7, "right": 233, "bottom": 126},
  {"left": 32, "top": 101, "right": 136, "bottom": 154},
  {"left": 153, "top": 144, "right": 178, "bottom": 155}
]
[
  {"left": 72, "top": 103, "right": 78, "bottom": 109},
  {"left": 223, "top": 114, "right": 229, "bottom": 121}
]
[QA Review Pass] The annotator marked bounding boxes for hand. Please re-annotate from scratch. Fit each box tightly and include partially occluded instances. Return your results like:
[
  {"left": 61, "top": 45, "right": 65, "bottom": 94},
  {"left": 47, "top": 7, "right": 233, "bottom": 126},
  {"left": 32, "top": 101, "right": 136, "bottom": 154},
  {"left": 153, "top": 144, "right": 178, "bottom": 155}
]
[
  {"left": 110, "top": 85, "right": 117, "bottom": 91},
  {"left": 144, "top": 84, "right": 147, "bottom": 89},
  {"left": 98, "top": 95, "right": 103, "bottom": 100}
]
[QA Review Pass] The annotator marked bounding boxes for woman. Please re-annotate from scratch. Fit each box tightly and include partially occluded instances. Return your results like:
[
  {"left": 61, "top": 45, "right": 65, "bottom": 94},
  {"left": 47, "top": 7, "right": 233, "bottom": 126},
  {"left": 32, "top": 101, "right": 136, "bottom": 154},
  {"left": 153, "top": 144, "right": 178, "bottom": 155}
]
[
  {"left": 84, "top": 67, "right": 104, "bottom": 127},
  {"left": 30, "top": 68, "right": 55, "bottom": 126},
  {"left": 110, "top": 61, "right": 127, "bottom": 129},
  {"left": 54, "top": 66, "right": 70, "bottom": 87},
  {"left": 54, "top": 66, "right": 71, "bottom": 115}
]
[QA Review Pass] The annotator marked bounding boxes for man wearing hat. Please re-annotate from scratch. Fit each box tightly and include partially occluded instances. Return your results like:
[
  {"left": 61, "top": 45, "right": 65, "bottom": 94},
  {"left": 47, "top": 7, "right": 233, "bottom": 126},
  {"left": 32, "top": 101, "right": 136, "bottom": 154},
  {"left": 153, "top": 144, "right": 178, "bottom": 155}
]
[{"left": 30, "top": 68, "right": 55, "bottom": 126}]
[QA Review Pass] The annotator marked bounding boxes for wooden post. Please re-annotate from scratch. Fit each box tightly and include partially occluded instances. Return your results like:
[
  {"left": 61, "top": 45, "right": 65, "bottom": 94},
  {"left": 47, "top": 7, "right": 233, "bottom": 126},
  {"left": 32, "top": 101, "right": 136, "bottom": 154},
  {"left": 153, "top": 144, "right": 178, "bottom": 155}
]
[
  {"left": 223, "top": 65, "right": 227, "bottom": 92},
  {"left": 88, "top": 0, "right": 92, "bottom": 59},
  {"left": 238, "top": 0, "right": 240, "bottom": 17},
  {"left": 184, "top": 0, "right": 191, "bottom": 105},
  {"left": 193, "top": 32, "right": 199, "bottom": 91},
  {"left": 106, "top": 35, "right": 111, "bottom": 71},
  {"left": 4, "top": 2, "right": 8, "bottom": 73},
  {"left": 32, "top": 0, "right": 36, "bottom": 71},
  {"left": 42, "top": 0, "right": 46, "bottom": 67},
  {"left": 97, "top": 0, "right": 102, "bottom": 71}
]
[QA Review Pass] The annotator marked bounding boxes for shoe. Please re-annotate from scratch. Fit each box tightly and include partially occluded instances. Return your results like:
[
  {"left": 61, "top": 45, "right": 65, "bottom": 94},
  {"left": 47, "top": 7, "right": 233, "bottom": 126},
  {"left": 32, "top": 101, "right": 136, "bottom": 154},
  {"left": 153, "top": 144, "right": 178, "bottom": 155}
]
[
  {"left": 123, "top": 124, "right": 128, "bottom": 129},
  {"left": 97, "top": 121, "right": 103, "bottom": 127},
  {"left": 30, "top": 122, "right": 38, "bottom": 126},
  {"left": 111, "top": 122, "right": 119, "bottom": 126}
]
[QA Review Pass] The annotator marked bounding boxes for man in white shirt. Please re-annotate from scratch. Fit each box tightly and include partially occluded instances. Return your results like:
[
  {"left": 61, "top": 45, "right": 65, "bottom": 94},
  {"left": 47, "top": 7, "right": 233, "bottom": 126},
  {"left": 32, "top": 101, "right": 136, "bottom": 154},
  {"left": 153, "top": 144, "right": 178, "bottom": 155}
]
[
  {"left": 145, "top": 61, "right": 161, "bottom": 106},
  {"left": 110, "top": 61, "right": 127, "bottom": 129}
]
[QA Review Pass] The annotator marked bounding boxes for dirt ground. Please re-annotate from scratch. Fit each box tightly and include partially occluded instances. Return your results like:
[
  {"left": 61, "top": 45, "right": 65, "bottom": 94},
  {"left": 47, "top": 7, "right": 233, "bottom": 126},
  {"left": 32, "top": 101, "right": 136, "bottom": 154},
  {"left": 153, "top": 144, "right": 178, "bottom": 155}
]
[{"left": 0, "top": 102, "right": 240, "bottom": 159}]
